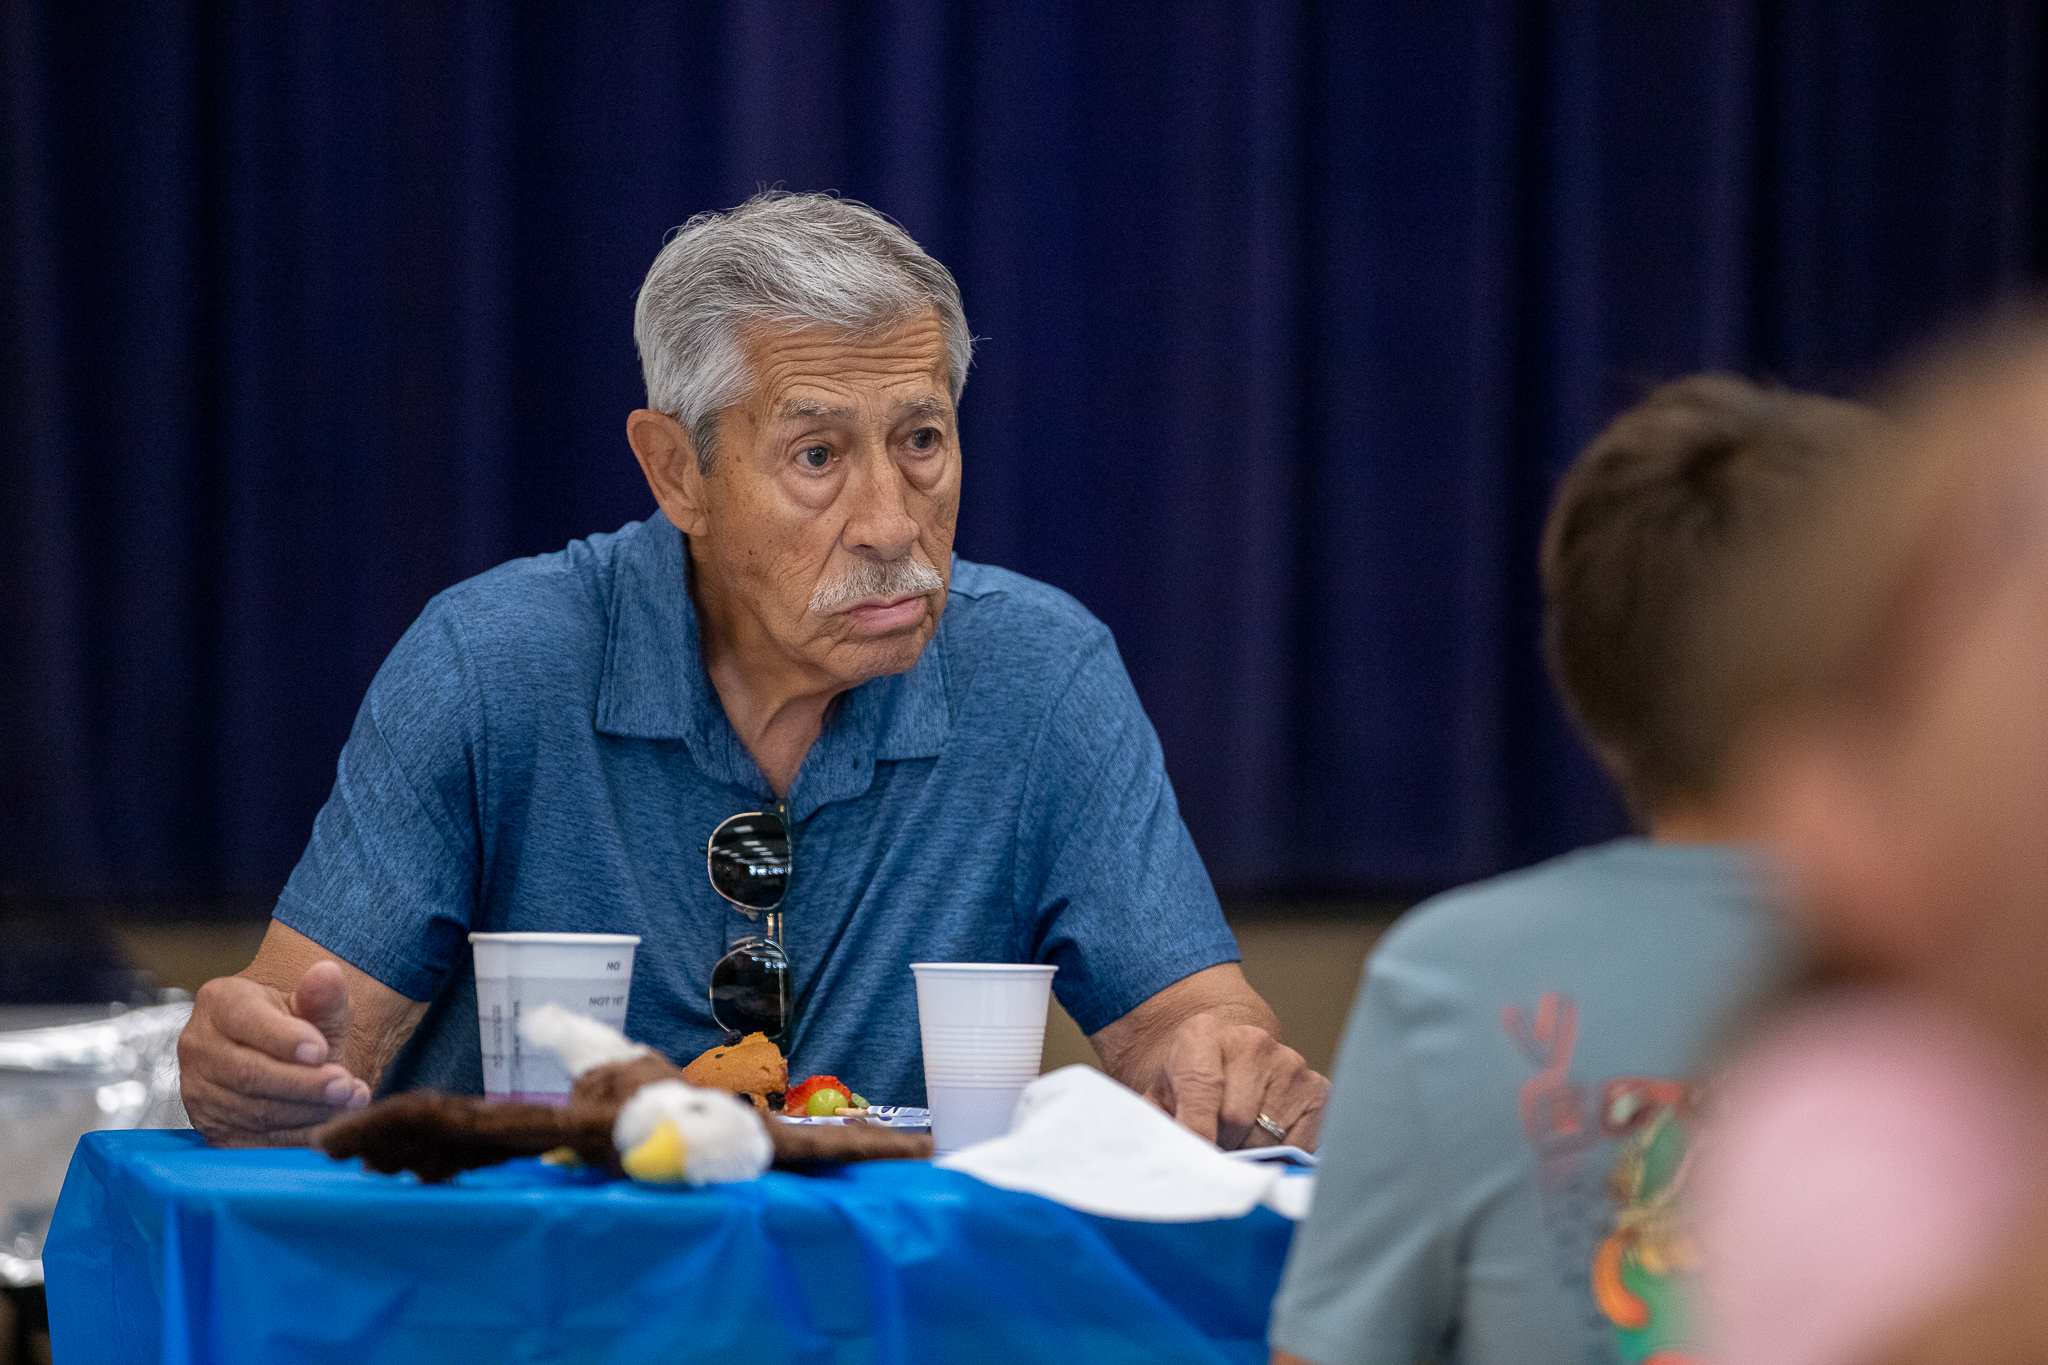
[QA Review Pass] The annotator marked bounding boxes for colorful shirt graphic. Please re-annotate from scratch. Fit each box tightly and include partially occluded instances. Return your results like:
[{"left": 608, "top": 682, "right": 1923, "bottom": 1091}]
[{"left": 1507, "top": 991, "right": 1708, "bottom": 1365}]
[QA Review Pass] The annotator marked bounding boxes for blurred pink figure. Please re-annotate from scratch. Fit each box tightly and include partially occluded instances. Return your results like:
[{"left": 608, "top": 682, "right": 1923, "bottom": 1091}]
[{"left": 1703, "top": 996, "right": 2033, "bottom": 1365}]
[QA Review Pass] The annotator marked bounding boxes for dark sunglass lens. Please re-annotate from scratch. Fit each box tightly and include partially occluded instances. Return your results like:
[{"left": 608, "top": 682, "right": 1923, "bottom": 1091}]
[
  {"left": 709, "top": 813, "right": 791, "bottom": 910},
  {"left": 710, "top": 939, "right": 790, "bottom": 1040}
]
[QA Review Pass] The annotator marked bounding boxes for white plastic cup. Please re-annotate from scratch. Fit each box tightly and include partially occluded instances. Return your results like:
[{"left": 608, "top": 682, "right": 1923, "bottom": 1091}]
[
  {"left": 911, "top": 962, "right": 1057, "bottom": 1153},
  {"left": 470, "top": 932, "right": 641, "bottom": 1104}
]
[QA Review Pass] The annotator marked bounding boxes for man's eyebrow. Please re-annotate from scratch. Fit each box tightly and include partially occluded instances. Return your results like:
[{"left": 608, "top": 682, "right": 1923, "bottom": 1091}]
[
  {"left": 776, "top": 398, "right": 853, "bottom": 421},
  {"left": 774, "top": 394, "right": 952, "bottom": 422},
  {"left": 894, "top": 395, "right": 952, "bottom": 421}
]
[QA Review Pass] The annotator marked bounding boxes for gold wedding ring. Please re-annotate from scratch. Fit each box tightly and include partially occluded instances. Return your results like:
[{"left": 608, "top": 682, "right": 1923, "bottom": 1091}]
[{"left": 1255, "top": 1112, "right": 1287, "bottom": 1143}]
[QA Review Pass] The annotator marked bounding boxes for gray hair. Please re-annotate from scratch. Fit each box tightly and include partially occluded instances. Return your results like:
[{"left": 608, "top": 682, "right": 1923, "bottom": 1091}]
[{"left": 633, "top": 191, "right": 974, "bottom": 472}]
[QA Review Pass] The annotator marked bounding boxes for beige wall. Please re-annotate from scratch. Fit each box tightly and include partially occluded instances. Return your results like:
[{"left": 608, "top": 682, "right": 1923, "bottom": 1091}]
[
  {"left": 1038, "top": 914, "right": 1390, "bottom": 1077},
  {"left": 112, "top": 922, "right": 269, "bottom": 994}
]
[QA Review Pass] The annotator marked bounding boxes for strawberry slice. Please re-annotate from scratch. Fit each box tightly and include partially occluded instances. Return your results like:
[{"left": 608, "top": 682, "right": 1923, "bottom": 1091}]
[{"left": 784, "top": 1074, "right": 852, "bottom": 1116}]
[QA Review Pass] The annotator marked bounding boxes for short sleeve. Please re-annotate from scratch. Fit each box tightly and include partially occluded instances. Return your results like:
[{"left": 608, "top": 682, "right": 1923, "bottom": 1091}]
[
  {"left": 272, "top": 596, "right": 485, "bottom": 1001},
  {"left": 1268, "top": 954, "right": 1461, "bottom": 1365},
  {"left": 1014, "top": 629, "right": 1239, "bottom": 1034}
]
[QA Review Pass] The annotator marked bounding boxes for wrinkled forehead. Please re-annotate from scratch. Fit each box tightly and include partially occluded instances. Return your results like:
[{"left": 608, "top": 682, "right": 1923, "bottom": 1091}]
[{"left": 739, "top": 313, "right": 954, "bottom": 417}]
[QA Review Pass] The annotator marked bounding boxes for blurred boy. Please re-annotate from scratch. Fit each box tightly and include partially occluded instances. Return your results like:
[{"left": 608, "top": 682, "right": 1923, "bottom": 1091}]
[{"left": 1268, "top": 375, "right": 1879, "bottom": 1365}]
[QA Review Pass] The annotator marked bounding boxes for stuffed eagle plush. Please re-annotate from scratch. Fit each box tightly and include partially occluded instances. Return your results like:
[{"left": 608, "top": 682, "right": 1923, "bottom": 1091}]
[{"left": 319, "top": 1004, "right": 931, "bottom": 1185}]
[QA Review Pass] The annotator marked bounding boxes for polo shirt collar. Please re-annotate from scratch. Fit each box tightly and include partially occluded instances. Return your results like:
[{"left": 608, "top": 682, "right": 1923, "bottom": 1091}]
[{"left": 594, "top": 513, "right": 951, "bottom": 818}]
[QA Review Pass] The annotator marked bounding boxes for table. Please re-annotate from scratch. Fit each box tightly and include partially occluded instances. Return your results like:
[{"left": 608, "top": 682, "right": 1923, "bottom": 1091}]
[{"left": 46, "top": 1131, "right": 1297, "bottom": 1364}]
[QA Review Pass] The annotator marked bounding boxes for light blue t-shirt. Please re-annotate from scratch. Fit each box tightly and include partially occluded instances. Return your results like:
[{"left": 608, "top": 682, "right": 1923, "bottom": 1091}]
[
  {"left": 275, "top": 512, "right": 1239, "bottom": 1106},
  {"left": 1268, "top": 840, "right": 1790, "bottom": 1365}
]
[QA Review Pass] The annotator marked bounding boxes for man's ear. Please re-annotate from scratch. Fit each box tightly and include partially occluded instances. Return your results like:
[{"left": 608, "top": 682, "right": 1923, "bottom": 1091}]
[{"left": 627, "top": 409, "right": 712, "bottom": 537}]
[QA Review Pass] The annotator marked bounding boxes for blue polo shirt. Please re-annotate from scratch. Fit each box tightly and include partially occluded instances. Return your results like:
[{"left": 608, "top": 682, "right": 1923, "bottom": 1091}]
[{"left": 275, "top": 512, "right": 1238, "bottom": 1106}]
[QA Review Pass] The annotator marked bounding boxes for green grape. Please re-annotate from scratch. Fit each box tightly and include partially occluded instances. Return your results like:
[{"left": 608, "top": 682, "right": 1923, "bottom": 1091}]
[
  {"left": 849, "top": 1093, "right": 868, "bottom": 1110},
  {"left": 805, "top": 1087, "right": 850, "bottom": 1117}
]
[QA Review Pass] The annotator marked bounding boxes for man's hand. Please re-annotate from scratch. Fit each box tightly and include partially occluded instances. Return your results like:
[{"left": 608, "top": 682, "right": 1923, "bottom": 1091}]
[
  {"left": 178, "top": 921, "right": 427, "bottom": 1148},
  {"left": 1144, "top": 1010, "right": 1328, "bottom": 1152},
  {"left": 1091, "top": 963, "right": 1330, "bottom": 1152},
  {"left": 179, "top": 961, "right": 370, "bottom": 1147}
]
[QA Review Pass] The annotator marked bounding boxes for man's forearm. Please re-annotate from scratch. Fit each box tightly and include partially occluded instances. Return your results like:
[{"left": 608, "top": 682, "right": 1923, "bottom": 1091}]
[{"left": 239, "top": 920, "right": 427, "bottom": 1089}]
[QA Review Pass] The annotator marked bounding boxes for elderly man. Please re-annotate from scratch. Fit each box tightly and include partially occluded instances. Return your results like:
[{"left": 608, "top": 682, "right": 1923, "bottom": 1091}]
[{"left": 178, "top": 191, "right": 1328, "bottom": 1152}]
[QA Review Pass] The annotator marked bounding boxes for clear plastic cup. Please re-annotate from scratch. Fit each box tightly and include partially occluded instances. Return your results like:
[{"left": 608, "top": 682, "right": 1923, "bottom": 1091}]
[
  {"left": 470, "top": 932, "right": 640, "bottom": 1104},
  {"left": 911, "top": 962, "right": 1057, "bottom": 1153}
]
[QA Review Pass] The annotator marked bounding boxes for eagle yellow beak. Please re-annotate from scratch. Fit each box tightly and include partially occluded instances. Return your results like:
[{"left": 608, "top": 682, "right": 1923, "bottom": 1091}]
[{"left": 621, "top": 1118, "right": 691, "bottom": 1183}]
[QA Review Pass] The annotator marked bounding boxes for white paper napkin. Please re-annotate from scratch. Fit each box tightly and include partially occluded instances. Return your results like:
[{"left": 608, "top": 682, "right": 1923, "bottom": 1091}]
[{"left": 934, "top": 1065, "right": 1314, "bottom": 1222}]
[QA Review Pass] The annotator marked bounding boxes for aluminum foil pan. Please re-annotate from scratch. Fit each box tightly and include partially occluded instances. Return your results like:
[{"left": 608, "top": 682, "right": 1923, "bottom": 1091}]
[{"left": 0, "top": 998, "right": 193, "bottom": 1287}]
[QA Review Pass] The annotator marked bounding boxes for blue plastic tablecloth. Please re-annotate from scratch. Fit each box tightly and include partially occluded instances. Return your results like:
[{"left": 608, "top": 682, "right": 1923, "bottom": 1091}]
[{"left": 45, "top": 1130, "right": 1295, "bottom": 1364}]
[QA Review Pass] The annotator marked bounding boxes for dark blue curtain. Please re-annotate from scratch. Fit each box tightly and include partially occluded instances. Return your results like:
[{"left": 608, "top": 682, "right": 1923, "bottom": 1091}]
[{"left": 4, "top": 3, "right": 2040, "bottom": 903}]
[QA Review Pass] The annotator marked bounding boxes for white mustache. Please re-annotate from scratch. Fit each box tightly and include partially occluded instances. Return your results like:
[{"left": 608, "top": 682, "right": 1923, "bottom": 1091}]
[{"left": 808, "top": 556, "right": 945, "bottom": 614}]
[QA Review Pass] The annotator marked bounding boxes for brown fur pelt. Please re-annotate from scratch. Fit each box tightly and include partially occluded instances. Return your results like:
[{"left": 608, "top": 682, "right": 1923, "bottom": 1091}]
[
  {"left": 765, "top": 1121, "right": 936, "bottom": 1173},
  {"left": 320, "top": 1091, "right": 614, "bottom": 1183},
  {"left": 566, "top": 1053, "right": 691, "bottom": 1113},
  {"left": 319, "top": 1053, "right": 931, "bottom": 1183}
]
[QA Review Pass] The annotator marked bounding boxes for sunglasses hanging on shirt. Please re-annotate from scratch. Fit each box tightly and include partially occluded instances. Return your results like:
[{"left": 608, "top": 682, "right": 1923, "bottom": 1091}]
[{"left": 706, "top": 809, "right": 793, "bottom": 1047}]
